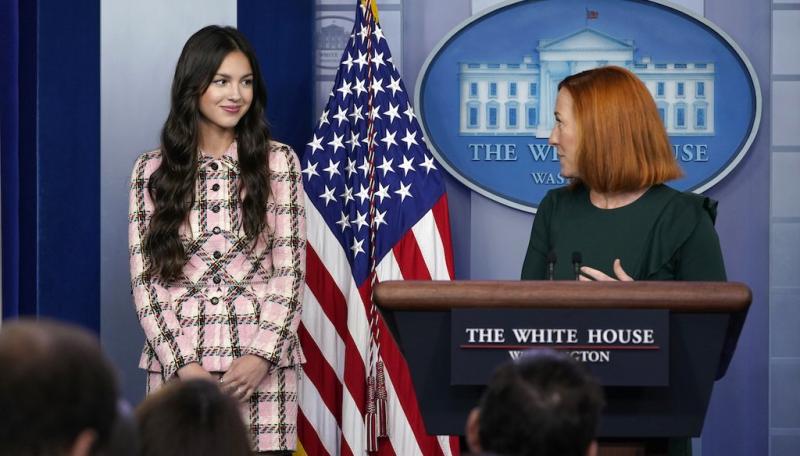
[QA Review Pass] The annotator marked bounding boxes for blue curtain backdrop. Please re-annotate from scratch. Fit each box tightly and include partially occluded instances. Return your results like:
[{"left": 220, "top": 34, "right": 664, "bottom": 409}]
[
  {"left": 1, "top": 0, "right": 38, "bottom": 320},
  {"left": 238, "top": 0, "right": 316, "bottom": 155},
  {"left": 0, "top": 0, "right": 21, "bottom": 318},
  {"left": 1, "top": 0, "right": 100, "bottom": 332}
]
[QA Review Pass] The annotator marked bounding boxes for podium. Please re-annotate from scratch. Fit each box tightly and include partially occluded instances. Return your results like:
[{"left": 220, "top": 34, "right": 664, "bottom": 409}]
[{"left": 374, "top": 281, "right": 751, "bottom": 455}]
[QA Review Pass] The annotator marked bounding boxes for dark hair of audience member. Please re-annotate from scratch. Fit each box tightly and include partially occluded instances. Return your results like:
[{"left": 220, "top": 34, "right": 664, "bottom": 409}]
[
  {"left": 0, "top": 319, "right": 119, "bottom": 456},
  {"left": 474, "top": 350, "right": 604, "bottom": 456},
  {"left": 136, "top": 379, "right": 252, "bottom": 456}
]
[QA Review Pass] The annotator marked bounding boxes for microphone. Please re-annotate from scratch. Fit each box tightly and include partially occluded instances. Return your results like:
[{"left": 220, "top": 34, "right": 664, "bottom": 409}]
[
  {"left": 571, "top": 251, "right": 583, "bottom": 281},
  {"left": 546, "top": 250, "right": 557, "bottom": 280}
]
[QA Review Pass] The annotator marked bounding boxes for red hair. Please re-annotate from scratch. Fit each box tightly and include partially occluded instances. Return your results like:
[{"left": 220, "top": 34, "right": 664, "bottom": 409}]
[{"left": 559, "top": 66, "right": 682, "bottom": 192}]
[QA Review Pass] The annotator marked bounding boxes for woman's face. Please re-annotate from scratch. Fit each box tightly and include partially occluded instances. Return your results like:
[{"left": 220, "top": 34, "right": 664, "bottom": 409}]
[
  {"left": 198, "top": 51, "right": 254, "bottom": 133},
  {"left": 549, "top": 88, "right": 580, "bottom": 179}
]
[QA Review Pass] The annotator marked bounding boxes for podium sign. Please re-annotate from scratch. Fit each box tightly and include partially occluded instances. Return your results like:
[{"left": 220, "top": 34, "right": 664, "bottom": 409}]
[
  {"left": 375, "top": 280, "right": 751, "bottom": 437},
  {"left": 451, "top": 308, "right": 669, "bottom": 386}
]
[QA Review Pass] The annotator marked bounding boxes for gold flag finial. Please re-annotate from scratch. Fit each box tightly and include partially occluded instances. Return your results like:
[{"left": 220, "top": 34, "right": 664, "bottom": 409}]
[{"left": 361, "top": 0, "right": 379, "bottom": 22}]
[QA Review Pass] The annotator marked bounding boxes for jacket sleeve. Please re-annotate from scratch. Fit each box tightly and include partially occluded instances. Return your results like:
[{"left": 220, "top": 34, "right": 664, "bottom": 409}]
[
  {"left": 128, "top": 154, "right": 198, "bottom": 380},
  {"left": 521, "top": 189, "right": 554, "bottom": 280},
  {"left": 243, "top": 145, "right": 307, "bottom": 366}
]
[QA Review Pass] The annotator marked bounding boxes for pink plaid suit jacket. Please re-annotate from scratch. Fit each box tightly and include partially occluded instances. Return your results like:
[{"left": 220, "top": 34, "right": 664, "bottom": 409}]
[{"left": 128, "top": 140, "right": 306, "bottom": 451}]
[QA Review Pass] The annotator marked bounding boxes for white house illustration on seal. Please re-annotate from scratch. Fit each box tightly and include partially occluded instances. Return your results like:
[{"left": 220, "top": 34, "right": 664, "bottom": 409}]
[{"left": 459, "top": 28, "right": 715, "bottom": 137}]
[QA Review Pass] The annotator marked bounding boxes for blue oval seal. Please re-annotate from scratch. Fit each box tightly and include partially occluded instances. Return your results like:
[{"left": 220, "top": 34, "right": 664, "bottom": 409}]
[{"left": 416, "top": 0, "right": 761, "bottom": 212}]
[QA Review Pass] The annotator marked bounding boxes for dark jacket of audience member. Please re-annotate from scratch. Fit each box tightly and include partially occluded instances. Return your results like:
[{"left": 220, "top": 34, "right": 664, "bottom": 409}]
[
  {"left": 466, "top": 350, "right": 605, "bottom": 456},
  {"left": 135, "top": 379, "right": 252, "bottom": 456},
  {"left": 0, "top": 319, "right": 119, "bottom": 456}
]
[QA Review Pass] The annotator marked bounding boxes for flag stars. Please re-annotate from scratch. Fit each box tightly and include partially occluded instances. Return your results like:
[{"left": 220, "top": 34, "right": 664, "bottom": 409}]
[
  {"left": 421, "top": 155, "right": 437, "bottom": 174},
  {"left": 369, "top": 105, "right": 382, "bottom": 121},
  {"left": 356, "top": 183, "right": 371, "bottom": 203},
  {"left": 383, "top": 102, "right": 401, "bottom": 124},
  {"left": 377, "top": 157, "right": 395, "bottom": 176},
  {"left": 333, "top": 107, "right": 349, "bottom": 127},
  {"left": 398, "top": 155, "right": 415, "bottom": 176},
  {"left": 371, "top": 76, "right": 385, "bottom": 95},
  {"left": 350, "top": 238, "right": 365, "bottom": 258},
  {"left": 403, "top": 105, "right": 416, "bottom": 122},
  {"left": 401, "top": 129, "right": 418, "bottom": 149},
  {"left": 373, "top": 25, "right": 385, "bottom": 43},
  {"left": 328, "top": 132, "right": 345, "bottom": 153},
  {"left": 372, "top": 51, "right": 385, "bottom": 70},
  {"left": 380, "top": 129, "right": 397, "bottom": 149},
  {"left": 319, "top": 185, "right": 336, "bottom": 206},
  {"left": 352, "top": 211, "right": 369, "bottom": 231},
  {"left": 358, "top": 23, "right": 370, "bottom": 42},
  {"left": 347, "top": 131, "right": 361, "bottom": 151},
  {"left": 374, "top": 182, "right": 391, "bottom": 204},
  {"left": 395, "top": 181, "right": 413, "bottom": 202},
  {"left": 352, "top": 78, "right": 367, "bottom": 98},
  {"left": 323, "top": 159, "right": 341, "bottom": 179},
  {"left": 349, "top": 104, "right": 365, "bottom": 123},
  {"left": 387, "top": 76, "right": 403, "bottom": 97},
  {"left": 340, "top": 185, "right": 354, "bottom": 205},
  {"left": 342, "top": 53, "right": 354, "bottom": 72},
  {"left": 345, "top": 157, "right": 357, "bottom": 177},
  {"left": 372, "top": 208, "right": 388, "bottom": 229},
  {"left": 319, "top": 108, "right": 330, "bottom": 126},
  {"left": 354, "top": 50, "right": 368, "bottom": 70},
  {"left": 357, "top": 160, "right": 371, "bottom": 178},
  {"left": 335, "top": 211, "right": 351, "bottom": 232},
  {"left": 307, "top": 133, "right": 324, "bottom": 154},
  {"left": 302, "top": 161, "right": 319, "bottom": 180},
  {"left": 337, "top": 81, "right": 352, "bottom": 99}
]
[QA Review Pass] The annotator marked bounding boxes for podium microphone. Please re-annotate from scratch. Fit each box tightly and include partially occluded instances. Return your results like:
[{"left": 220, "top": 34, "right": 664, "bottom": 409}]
[
  {"left": 546, "top": 250, "right": 557, "bottom": 280},
  {"left": 572, "top": 251, "right": 583, "bottom": 281}
]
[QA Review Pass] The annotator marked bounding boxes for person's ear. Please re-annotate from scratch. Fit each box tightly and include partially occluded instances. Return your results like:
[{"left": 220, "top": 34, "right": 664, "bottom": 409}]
[
  {"left": 68, "top": 429, "right": 97, "bottom": 456},
  {"left": 586, "top": 440, "right": 599, "bottom": 456},
  {"left": 465, "top": 407, "right": 482, "bottom": 454}
]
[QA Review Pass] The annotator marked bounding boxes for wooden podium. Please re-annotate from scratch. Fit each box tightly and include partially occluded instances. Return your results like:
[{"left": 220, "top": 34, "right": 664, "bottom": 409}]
[{"left": 374, "top": 281, "right": 751, "bottom": 456}]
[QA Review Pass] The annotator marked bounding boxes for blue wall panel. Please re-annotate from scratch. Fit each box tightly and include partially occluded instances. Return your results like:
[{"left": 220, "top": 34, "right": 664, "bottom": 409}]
[
  {"left": 238, "top": 0, "right": 316, "bottom": 156},
  {"left": 35, "top": 0, "right": 101, "bottom": 331}
]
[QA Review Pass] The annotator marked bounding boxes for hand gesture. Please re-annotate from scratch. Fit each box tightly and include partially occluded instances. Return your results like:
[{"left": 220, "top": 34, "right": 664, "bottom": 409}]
[{"left": 579, "top": 259, "right": 634, "bottom": 281}]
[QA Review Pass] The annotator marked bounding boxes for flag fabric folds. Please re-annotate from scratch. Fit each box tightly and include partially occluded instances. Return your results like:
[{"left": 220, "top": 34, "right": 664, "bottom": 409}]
[{"left": 296, "top": 0, "right": 458, "bottom": 455}]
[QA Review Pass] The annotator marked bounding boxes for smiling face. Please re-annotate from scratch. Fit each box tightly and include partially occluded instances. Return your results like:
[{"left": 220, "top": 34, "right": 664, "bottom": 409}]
[
  {"left": 198, "top": 50, "right": 254, "bottom": 134},
  {"left": 548, "top": 88, "right": 580, "bottom": 179}
]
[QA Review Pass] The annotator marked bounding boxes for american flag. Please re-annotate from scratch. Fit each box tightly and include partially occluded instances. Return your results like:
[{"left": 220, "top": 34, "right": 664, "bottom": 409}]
[{"left": 296, "top": 1, "right": 458, "bottom": 455}]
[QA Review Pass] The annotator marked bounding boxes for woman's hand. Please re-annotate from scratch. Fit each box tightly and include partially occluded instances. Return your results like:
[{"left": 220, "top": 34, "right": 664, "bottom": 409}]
[
  {"left": 220, "top": 354, "right": 271, "bottom": 403},
  {"left": 579, "top": 259, "right": 634, "bottom": 281},
  {"left": 176, "top": 362, "right": 216, "bottom": 382}
]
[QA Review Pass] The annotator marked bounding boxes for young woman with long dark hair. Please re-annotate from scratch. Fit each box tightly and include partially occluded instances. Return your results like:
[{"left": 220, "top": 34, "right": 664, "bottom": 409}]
[{"left": 128, "top": 25, "right": 305, "bottom": 455}]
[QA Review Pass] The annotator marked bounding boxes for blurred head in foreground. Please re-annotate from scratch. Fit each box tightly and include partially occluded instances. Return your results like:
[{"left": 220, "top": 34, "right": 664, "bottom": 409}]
[
  {"left": 136, "top": 379, "right": 252, "bottom": 456},
  {"left": 0, "top": 319, "right": 118, "bottom": 456},
  {"left": 466, "top": 349, "right": 604, "bottom": 456}
]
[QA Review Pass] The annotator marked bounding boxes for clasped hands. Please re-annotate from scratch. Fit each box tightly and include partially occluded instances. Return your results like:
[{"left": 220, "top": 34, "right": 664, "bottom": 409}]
[
  {"left": 177, "top": 354, "right": 270, "bottom": 402},
  {"left": 579, "top": 258, "right": 634, "bottom": 281}
]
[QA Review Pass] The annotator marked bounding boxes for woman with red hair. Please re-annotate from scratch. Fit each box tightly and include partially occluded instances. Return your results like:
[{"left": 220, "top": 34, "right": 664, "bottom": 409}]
[{"left": 521, "top": 66, "right": 725, "bottom": 282}]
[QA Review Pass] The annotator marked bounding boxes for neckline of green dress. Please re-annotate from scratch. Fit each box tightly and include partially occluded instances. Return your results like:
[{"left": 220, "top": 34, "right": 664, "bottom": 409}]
[{"left": 583, "top": 184, "right": 663, "bottom": 213}]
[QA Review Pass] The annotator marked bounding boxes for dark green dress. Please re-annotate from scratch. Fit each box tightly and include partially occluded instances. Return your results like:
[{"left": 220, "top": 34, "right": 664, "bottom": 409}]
[
  {"left": 522, "top": 184, "right": 725, "bottom": 456},
  {"left": 521, "top": 184, "right": 726, "bottom": 281}
]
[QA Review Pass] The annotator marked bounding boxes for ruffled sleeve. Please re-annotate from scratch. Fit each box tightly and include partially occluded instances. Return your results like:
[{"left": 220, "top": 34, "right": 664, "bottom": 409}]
[{"left": 638, "top": 192, "right": 726, "bottom": 281}]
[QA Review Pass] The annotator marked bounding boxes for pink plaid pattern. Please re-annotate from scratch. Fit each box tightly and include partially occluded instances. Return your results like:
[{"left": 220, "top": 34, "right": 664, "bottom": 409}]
[{"left": 130, "top": 141, "right": 306, "bottom": 451}]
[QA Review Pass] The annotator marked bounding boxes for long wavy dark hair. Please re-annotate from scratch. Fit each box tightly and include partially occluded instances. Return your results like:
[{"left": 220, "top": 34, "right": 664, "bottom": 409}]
[{"left": 144, "top": 26, "right": 271, "bottom": 281}]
